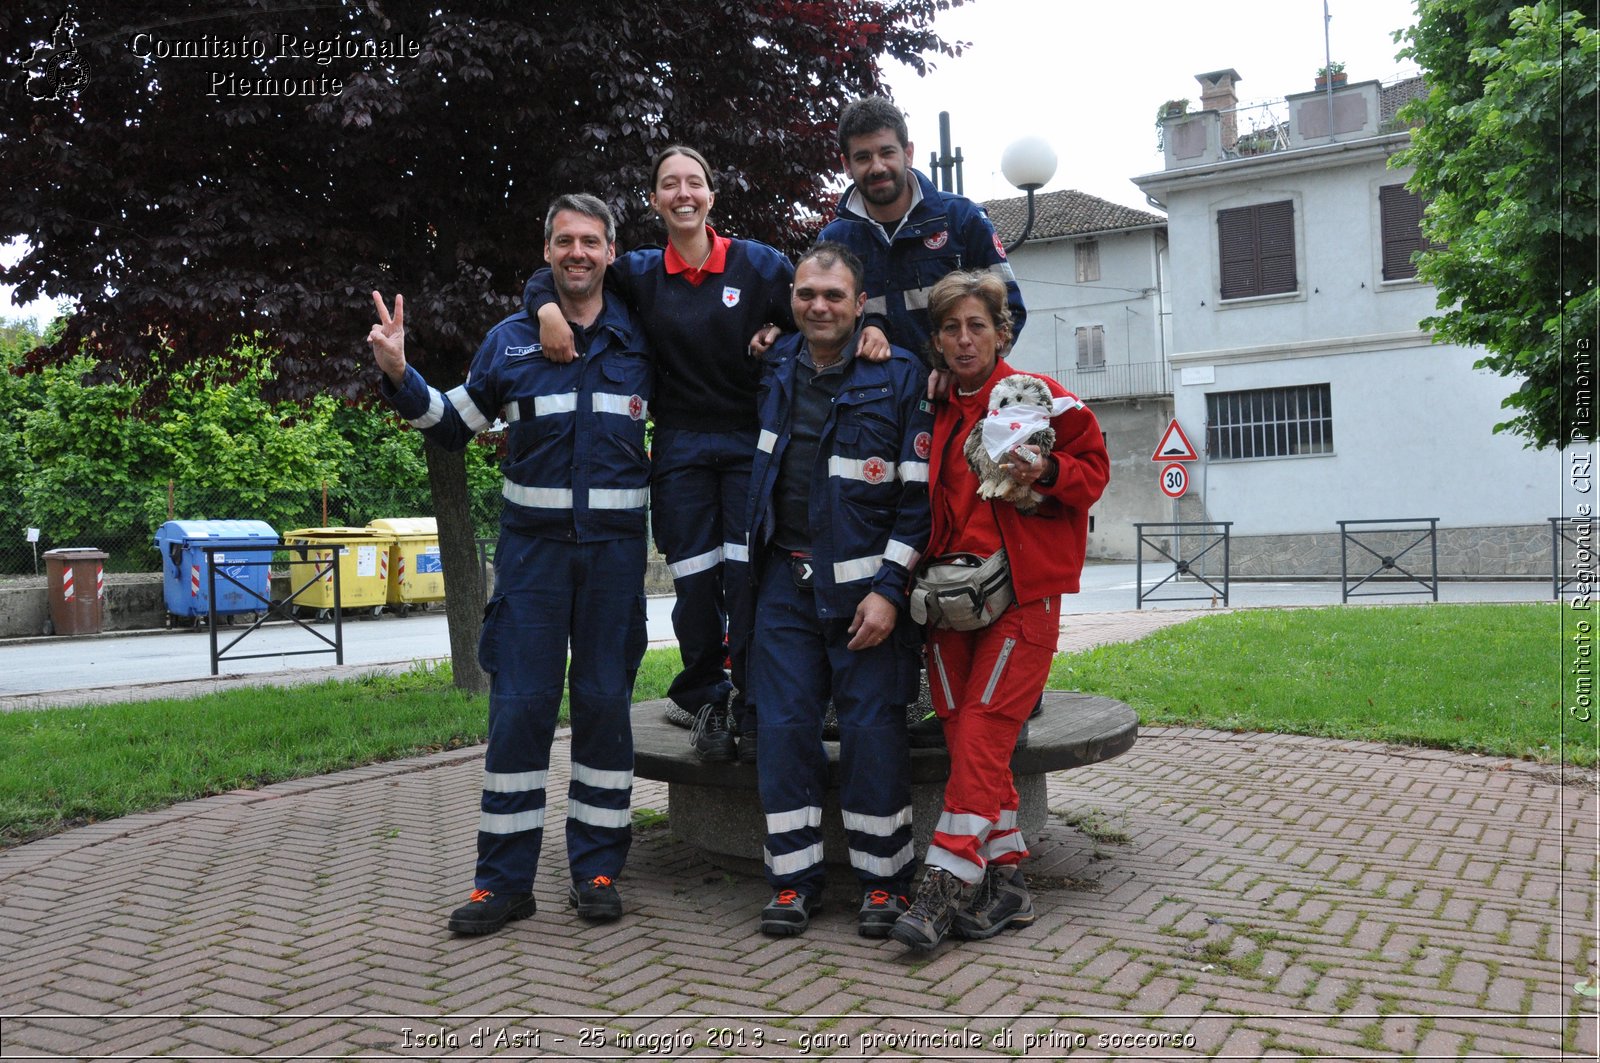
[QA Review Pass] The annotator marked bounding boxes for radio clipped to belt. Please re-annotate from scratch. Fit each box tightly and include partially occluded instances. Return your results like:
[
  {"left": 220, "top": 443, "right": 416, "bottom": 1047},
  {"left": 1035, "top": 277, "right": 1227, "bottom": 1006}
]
[{"left": 908, "top": 549, "right": 1014, "bottom": 630}]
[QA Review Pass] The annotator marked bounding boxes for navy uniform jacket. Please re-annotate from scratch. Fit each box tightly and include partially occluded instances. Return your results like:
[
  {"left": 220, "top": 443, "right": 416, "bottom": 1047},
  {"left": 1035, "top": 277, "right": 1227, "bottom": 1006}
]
[
  {"left": 381, "top": 296, "right": 652, "bottom": 543},
  {"left": 819, "top": 169, "right": 1025, "bottom": 361},
  {"left": 747, "top": 333, "right": 933, "bottom": 619}
]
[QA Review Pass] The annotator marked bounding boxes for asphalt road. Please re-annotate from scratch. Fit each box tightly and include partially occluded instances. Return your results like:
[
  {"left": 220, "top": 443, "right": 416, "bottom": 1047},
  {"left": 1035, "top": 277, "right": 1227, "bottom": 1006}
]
[{"left": 0, "top": 562, "right": 1553, "bottom": 705}]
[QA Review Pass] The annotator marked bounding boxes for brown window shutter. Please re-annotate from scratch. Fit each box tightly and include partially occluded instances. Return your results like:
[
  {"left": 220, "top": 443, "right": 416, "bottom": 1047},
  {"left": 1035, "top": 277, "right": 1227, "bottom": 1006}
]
[
  {"left": 1219, "top": 201, "right": 1296, "bottom": 298},
  {"left": 1380, "top": 184, "right": 1425, "bottom": 280}
]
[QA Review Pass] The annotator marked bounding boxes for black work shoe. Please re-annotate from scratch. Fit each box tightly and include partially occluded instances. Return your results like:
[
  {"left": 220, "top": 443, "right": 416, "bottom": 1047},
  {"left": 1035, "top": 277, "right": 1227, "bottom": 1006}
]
[
  {"left": 736, "top": 728, "right": 758, "bottom": 765},
  {"left": 690, "top": 697, "right": 736, "bottom": 762},
  {"left": 447, "top": 888, "right": 536, "bottom": 935},
  {"left": 907, "top": 709, "right": 946, "bottom": 749},
  {"left": 857, "top": 887, "right": 909, "bottom": 938},
  {"left": 890, "top": 868, "right": 968, "bottom": 950},
  {"left": 567, "top": 874, "right": 623, "bottom": 923},
  {"left": 953, "top": 864, "right": 1036, "bottom": 940},
  {"left": 760, "top": 889, "right": 822, "bottom": 936}
]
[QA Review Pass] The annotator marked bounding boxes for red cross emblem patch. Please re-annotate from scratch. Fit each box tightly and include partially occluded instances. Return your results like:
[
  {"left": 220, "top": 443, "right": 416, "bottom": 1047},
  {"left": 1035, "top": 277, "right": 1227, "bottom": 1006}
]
[
  {"left": 862, "top": 456, "right": 889, "bottom": 484},
  {"left": 628, "top": 395, "right": 644, "bottom": 420},
  {"left": 722, "top": 286, "right": 741, "bottom": 307},
  {"left": 923, "top": 231, "right": 949, "bottom": 250},
  {"left": 914, "top": 432, "right": 932, "bottom": 459}
]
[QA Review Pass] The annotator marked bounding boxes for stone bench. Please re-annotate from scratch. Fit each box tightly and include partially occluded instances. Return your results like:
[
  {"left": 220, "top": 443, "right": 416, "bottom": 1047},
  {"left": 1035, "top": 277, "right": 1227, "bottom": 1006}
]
[{"left": 631, "top": 691, "right": 1138, "bottom": 875}]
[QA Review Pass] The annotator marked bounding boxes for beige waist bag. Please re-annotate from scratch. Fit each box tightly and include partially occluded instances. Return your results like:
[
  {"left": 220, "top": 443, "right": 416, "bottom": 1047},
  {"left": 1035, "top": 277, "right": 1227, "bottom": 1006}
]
[{"left": 908, "top": 550, "right": 1015, "bottom": 630}]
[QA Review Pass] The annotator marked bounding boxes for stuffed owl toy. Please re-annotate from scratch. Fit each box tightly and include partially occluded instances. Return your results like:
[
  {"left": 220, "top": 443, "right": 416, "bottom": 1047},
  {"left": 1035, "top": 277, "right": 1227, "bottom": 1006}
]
[{"left": 963, "top": 374, "right": 1061, "bottom": 514}]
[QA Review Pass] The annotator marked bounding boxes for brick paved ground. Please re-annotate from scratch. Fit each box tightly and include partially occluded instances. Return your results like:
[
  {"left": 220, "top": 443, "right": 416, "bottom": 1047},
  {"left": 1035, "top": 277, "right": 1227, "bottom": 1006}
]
[{"left": 1, "top": 611, "right": 1595, "bottom": 1060}]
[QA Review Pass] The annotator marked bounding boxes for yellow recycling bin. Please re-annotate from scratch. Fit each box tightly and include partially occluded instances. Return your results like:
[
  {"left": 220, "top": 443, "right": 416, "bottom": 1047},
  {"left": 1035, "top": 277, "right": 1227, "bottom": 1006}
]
[
  {"left": 282, "top": 527, "right": 394, "bottom": 619},
  {"left": 368, "top": 517, "right": 445, "bottom": 614}
]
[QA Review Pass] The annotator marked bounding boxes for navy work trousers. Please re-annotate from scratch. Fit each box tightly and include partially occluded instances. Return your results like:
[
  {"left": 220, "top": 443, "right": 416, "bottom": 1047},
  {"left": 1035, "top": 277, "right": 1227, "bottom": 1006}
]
[
  {"left": 652, "top": 426, "right": 755, "bottom": 729},
  {"left": 749, "top": 556, "right": 918, "bottom": 894},
  {"left": 473, "top": 530, "right": 646, "bottom": 894}
]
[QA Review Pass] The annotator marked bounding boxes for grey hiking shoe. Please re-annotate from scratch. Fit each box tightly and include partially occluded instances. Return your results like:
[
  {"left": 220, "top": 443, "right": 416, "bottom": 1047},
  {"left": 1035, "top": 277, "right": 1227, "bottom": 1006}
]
[
  {"left": 889, "top": 868, "right": 968, "bottom": 950},
  {"left": 953, "top": 864, "right": 1036, "bottom": 940}
]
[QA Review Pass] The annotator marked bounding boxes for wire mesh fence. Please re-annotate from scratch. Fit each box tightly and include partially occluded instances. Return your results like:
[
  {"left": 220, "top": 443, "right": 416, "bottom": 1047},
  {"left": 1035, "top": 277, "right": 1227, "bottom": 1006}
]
[{"left": 0, "top": 479, "right": 505, "bottom": 577}]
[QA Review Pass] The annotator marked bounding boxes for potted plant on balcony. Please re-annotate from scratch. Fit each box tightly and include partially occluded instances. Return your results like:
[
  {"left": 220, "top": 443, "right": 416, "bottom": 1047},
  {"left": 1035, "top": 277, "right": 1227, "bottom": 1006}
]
[
  {"left": 1155, "top": 98, "right": 1189, "bottom": 151},
  {"left": 1315, "top": 61, "right": 1347, "bottom": 89}
]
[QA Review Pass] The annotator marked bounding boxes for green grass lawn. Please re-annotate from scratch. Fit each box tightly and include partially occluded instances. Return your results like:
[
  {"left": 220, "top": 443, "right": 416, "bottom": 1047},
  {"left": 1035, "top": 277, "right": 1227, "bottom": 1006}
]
[
  {"left": 1049, "top": 602, "right": 1585, "bottom": 766},
  {"left": 0, "top": 602, "right": 1583, "bottom": 849}
]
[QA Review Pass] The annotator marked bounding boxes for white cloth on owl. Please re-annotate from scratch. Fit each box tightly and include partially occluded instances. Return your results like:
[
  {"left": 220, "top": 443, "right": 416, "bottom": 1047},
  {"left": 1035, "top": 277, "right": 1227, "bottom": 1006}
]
[{"left": 980, "top": 396, "right": 1075, "bottom": 461}]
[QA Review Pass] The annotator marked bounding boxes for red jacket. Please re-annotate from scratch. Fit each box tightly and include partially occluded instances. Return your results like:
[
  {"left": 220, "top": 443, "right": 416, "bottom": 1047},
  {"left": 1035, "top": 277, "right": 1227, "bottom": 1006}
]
[{"left": 927, "top": 361, "right": 1110, "bottom": 599}]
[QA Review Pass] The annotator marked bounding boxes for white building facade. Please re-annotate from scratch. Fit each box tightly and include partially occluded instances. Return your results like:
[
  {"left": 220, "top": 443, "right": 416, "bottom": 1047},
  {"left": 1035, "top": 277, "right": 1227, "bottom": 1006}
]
[{"left": 1132, "top": 70, "right": 1576, "bottom": 577}]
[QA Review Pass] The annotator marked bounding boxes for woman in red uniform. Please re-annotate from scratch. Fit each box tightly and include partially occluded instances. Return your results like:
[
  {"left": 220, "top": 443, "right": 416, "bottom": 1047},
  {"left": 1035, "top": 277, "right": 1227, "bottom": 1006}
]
[{"left": 891, "top": 270, "right": 1110, "bottom": 951}]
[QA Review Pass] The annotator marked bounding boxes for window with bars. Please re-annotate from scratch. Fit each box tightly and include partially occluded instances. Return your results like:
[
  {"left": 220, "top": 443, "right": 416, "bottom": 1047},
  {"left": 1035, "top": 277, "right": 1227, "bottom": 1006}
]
[
  {"left": 1075, "top": 239, "right": 1101, "bottom": 283},
  {"left": 1074, "top": 324, "right": 1105, "bottom": 368},
  {"left": 1205, "top": 383, "right": 1333, "bottom": 460},
  {"left": 1217, "top": 200, "right": 1297, "bottom": 299},
  {"left": 1379, "top": 184, "right": 1438, "bottom": 281}
]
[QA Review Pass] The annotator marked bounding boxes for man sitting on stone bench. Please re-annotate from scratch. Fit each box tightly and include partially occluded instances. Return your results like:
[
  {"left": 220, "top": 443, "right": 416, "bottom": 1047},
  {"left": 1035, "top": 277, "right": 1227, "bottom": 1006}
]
[{"left": 744, "top": 242, "right": 933, "bottom": 938}]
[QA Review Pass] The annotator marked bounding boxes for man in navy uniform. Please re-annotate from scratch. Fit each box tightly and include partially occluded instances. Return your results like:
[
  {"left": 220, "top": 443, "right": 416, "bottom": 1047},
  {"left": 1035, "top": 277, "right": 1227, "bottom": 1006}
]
[
  {"left": 746, "top": 242, "right": 932, "bottom": 938},
  {"left": 367, "top": 194, "right": 651, "bottom": 935}
]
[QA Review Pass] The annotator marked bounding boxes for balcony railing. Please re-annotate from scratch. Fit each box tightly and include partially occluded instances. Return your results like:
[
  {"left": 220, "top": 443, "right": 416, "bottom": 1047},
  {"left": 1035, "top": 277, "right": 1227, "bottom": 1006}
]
[{"left": 1046, "top": 360, "right": 1171, "bottom": 401}]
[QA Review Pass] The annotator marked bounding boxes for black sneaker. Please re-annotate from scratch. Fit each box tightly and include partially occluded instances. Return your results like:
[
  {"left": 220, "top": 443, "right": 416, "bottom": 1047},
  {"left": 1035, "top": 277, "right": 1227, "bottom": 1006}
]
[
  {"left": 736, "top": 728, "right": 758, "bottom": 765},
  {"left": 857, "top": 887, "right": 909, "bottom": 938},
  {"left": 953, "top": 864, "right": 1036, "bottom": 940},
  {"left": 567, "top": 874, "right": 623, "bottom": 923},
  {"left": 447, "top": 888, "right": 536, "bottom": 935},
  {"left": 889, "top": 868, "right": 968, "bottom": 950},
  {"left": 760, "top": 889, "right": 821, "bottom": 936},
  {"left": 907, "top": 708, "right": 946, "bottom": 749},
  {"left": 689, "top": 697, "right": 736, "bottom": 762}
]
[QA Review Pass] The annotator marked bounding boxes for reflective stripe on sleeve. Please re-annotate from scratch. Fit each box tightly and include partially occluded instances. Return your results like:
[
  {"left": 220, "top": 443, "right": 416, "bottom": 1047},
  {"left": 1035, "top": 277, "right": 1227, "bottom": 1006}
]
[
  {"left": 502, "top": 400, "right": 521, "bottom": 424},
  {"left": 446, "top": 384, "right": 491, "bottom": 434},
  {"left": 864, "top": 296, "right": 888, "bottom": 317},
  {"left": 898, "top": 460, "right": 929, "bottom": 483},
  {"left": 408, "top": 386, "right": 447, "bottom": 430},
  {"left": 883, "top": 539, "right": 920, "bottom": 570},
  {"left": 989, "top": 261, "right": 1017, "bottom": 284},
  {"left": 832, "top": 553, "right": 881, "bottom": 584},
  {"left": 757, "top": 429, "right": 778, "bottom": 453},
  {"left": 668, "top": 546, "right": 723, "bottom": 580},
  {"left": 722, "top": 541, "right": 750, "bottom": 564},
  {"left": 903, "top": 285, "right": 935, "bottom": 311}
]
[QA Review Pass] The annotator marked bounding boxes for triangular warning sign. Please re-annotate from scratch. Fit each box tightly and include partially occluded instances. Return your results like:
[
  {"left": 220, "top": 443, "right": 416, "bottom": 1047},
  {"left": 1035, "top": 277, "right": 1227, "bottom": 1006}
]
[{"left": 1152, "top": 419, "right": 1198, "bottom": 462}]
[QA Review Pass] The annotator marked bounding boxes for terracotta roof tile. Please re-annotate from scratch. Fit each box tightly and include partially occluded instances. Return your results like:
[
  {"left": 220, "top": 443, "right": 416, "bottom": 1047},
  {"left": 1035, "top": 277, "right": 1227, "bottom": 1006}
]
[{"left": 982, "top": 189, "right": 1165, "bottom": 244}]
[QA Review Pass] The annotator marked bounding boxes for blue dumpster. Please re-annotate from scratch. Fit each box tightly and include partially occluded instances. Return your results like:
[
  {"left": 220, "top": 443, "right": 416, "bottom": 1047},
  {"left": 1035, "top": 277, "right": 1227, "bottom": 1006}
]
[{"left": 155, "top": 520, "right": 279, "bottom": 626}]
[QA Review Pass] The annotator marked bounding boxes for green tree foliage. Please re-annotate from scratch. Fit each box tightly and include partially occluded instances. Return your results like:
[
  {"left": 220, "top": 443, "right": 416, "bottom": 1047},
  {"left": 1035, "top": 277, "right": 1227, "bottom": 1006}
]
[
  {"left": 3, "top": 333, "right": 501, "bottom": 571},
  {"left": 1397, "top": 0, "right": 1598, "bottom": 449}
]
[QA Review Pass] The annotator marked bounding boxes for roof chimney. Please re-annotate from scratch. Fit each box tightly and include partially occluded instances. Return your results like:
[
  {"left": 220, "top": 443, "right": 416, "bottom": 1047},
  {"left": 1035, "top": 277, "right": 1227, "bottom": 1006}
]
[{"left": 1196, "top": 68, "right": 1241, "bottom": 152}]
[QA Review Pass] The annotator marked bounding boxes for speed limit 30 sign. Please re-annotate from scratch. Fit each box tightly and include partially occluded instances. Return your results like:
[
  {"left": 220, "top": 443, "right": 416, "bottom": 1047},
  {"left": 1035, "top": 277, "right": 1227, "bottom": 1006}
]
[{"left": 1159, "top": 462, "right": 1188, "bottom": 498}]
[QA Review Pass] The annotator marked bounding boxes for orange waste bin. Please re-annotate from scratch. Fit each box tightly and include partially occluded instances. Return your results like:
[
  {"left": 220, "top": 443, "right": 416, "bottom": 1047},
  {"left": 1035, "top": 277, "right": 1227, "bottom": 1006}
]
[{"left": 44, "top": 547, "right": 108, "bottom": 635}]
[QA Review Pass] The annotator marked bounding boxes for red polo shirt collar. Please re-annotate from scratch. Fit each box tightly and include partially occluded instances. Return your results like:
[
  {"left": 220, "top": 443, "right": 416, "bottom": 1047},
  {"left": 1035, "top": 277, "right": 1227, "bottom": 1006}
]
[{"left": 663, "top": 226, "right": 731, "bottom": 286}]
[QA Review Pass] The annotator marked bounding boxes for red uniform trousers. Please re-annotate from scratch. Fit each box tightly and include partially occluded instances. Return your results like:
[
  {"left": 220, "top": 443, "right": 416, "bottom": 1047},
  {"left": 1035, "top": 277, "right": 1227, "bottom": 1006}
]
[{"left": 924, "top": 596, "right": 1059, "bottom": 884}]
